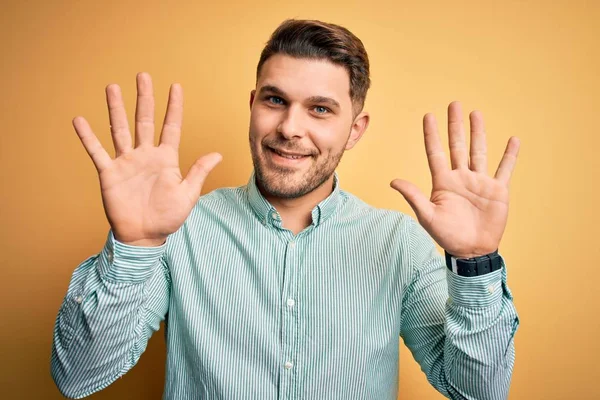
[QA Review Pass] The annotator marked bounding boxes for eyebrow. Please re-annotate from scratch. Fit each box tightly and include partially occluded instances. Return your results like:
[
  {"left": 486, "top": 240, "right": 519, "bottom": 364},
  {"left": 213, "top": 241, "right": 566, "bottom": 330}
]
[{"left": 258, "top": 85, "right": 341, "bottom": 109}]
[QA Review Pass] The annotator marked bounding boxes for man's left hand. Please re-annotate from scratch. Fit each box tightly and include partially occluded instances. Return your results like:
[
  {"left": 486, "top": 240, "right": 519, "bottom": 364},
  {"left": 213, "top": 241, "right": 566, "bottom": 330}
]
[{"left": 391, "top": 101, "right": 520, "bottom": 259}]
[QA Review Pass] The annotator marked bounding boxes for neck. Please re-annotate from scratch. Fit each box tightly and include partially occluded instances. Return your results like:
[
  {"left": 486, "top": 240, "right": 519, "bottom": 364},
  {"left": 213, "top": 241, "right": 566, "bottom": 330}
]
[{"left": 260, "top": 174, "right": 335, "bottom": 235}]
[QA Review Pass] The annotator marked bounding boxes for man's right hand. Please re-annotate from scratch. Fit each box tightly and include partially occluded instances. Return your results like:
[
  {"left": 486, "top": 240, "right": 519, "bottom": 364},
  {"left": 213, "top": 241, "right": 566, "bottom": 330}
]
[{"left": 73, "top": 72, "right": 222, "bottom": 247}]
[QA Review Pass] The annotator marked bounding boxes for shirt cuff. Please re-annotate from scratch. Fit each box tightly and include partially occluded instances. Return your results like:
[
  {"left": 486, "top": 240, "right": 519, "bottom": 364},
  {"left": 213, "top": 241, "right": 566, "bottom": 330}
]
[
  {"left": 446, "top": 255, "right": 507, "bottom": 308},
  {"left": 97, "top": 230, "right": 167, "bottom": 284}
]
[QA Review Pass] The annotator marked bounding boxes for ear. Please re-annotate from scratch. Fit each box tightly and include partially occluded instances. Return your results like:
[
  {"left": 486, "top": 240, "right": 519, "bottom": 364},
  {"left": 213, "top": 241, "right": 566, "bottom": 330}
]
[
  {"left": 345, "top": 111, "right": 370, "bottom": 150},
  {"left": 249, "top": 90, "right": 256, "bottom": 110}
]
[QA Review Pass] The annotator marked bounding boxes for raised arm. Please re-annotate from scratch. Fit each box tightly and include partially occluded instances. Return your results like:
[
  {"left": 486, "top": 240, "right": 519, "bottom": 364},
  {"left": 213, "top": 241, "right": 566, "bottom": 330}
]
[
  {"left": 393, "top": 102, "right": 521, "bottom": 398},
  {"left": 51, "top": 73, "right": 221, "bottom": 398}
]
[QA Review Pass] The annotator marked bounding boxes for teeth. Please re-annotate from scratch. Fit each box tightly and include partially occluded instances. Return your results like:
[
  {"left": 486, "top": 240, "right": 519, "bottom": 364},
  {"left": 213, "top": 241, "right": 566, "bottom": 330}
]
[{"left": 274, "top": 150, "right": 305, "bottom": 159}]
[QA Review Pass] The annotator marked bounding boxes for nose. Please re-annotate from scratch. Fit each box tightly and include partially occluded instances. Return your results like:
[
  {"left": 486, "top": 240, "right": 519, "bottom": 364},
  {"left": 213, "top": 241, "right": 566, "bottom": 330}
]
[{"left": 276, "top": 105, "right": 306, "bottom": 139}]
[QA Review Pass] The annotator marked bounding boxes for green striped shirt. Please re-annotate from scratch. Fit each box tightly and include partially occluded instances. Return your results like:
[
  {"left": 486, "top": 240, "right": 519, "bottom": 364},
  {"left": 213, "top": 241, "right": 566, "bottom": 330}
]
[{"left": 51, "top": 172, "right": 519, "bottom": 399}]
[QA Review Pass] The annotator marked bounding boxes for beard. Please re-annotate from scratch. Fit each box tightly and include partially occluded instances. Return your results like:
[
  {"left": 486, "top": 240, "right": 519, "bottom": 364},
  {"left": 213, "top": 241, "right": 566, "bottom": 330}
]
[{"left": 249, "top": 132, "right": 347, "bottom": 199}]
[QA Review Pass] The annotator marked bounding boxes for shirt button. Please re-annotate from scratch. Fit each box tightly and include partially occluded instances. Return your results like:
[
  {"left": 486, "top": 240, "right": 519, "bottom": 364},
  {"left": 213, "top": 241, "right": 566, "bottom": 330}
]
[
  {"left": 75, "top": 296, "right": 83, "bottom": 304},
  {"left": 488, "top": 285, "right": 495, "bottom": 294},
  {"left": 284, "top": 361, "right": 293, "bottom": 369},
  {"left": 287, "top": 298, "right": 295, "bottom": 307},
  {"left": 108, "top": 253, "right": 114, "bottom": 264},
  {"left": 271, "top": 212, "right": 279, "bottom": 220},
  {"left": 289, "top": 241, "right": 296, "bottom": 248}
]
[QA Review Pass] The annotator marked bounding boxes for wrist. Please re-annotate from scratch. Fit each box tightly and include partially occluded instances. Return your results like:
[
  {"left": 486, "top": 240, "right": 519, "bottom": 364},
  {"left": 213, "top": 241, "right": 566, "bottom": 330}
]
[
  {"left": 121, "top": 238, "right": 167, "bottom": 247},
  {"left": 445, "top": 248, "right": 497, "bottom": 259},
  {"left": 113, "top": 233, "right": 167, "bottom": 247}
]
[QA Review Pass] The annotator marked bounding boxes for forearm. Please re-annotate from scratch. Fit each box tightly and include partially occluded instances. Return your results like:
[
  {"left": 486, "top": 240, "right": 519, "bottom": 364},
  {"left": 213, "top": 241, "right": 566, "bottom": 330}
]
[
  {"left": 51, "top": 231, "right": 169, "bottom": 399},
  {"left": 442, "top": 264, "right": 519, "bottom": 399},
  {"left": 400, "top": 218, "right": 519, "bottom": 399}
]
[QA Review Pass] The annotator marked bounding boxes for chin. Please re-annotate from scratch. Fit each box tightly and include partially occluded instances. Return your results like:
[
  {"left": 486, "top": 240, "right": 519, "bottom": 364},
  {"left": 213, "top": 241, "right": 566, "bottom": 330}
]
[
  {"left": 254, "top": 159, "right": 334, "bottom": 200},
  {"left": 255, "top": 164, "right": 311, "bottom": 199},
  {"left": 249, "top": 138, "right": 343, "bottom": 200}
]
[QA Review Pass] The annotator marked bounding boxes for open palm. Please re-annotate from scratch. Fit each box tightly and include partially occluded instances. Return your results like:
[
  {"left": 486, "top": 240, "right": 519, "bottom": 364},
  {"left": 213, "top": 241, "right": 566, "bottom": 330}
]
[
  {"left": 73, "top": 73, "right": 222, "bottom": 246},
  {"left": 391, "top": 101, "right": 520, "bottom": 259}
]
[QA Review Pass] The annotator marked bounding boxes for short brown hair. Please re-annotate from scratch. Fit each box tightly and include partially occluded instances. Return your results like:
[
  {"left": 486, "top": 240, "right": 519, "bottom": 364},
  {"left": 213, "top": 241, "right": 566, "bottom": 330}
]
[{"left": 256, "top": 19, "right": 371, "bottom": 116}]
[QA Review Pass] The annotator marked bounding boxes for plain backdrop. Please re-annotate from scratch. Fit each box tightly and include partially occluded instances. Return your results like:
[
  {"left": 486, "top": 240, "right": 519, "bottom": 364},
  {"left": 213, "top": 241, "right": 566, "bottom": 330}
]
[{"left": 1, "top": 0, "right": 599, "bottom": 399}]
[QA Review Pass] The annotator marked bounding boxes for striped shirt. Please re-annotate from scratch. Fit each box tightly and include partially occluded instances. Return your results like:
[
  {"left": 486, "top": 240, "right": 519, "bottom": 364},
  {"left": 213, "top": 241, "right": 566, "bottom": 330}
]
[{"left": 51, "top": 172, "right": 519, "bottom": 399}]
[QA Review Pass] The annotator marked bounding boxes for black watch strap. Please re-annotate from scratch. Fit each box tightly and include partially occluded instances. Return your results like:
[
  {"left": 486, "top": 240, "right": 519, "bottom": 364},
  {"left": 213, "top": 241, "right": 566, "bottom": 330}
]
[{"left": 444, "top": 250, "right": 502, "bottom": 277}]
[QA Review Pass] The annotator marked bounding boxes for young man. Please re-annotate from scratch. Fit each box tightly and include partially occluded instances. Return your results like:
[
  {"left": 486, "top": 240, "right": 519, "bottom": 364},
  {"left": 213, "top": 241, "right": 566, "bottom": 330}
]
[{"left": 52, "top": 19, "right": 520, "bottom": 399}]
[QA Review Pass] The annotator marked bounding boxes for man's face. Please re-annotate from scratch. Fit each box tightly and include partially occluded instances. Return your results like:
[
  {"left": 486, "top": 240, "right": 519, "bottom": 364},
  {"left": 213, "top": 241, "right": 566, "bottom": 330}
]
[{"left": 249, "top": 54, "right": 368, "bottom": 199}]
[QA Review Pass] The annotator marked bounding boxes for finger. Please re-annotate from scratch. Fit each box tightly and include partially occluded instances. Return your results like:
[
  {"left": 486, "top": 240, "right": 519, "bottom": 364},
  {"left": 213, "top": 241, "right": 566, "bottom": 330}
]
[
  {"left": 182, "top": 153, "right": 223, "bottom": 200},
  {"left": 390, "top": 179, "right": 434, "bottom": 224},
  {"left": 105, "top": 84, "right": 132, "bottom": 157},
  {"left": 72, "top": 116, "right": 112, "bottom": 172},
  {"left": 159, "top": 83, "right": 183, "bottom": 149},
  {"left": 469, "top": 110, "right": 488, "bottom": 173},
  {"left": 423, "top": 113, "right": 449, "bottom": 178},
  {"left": 494, "top": 136, "right": 521, "bottom": 184},
  {"left": 448, "top": 101, "right": 468, "bottom": 169},
  {"left": 135, "top": 72, "right": 155, "bottom": 147}
]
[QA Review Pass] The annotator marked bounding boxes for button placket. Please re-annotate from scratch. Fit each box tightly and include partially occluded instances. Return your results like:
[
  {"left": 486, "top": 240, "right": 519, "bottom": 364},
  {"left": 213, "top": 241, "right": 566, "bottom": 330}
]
[{"left": 280, "top": 237, "right": 300, "bottom": 396}]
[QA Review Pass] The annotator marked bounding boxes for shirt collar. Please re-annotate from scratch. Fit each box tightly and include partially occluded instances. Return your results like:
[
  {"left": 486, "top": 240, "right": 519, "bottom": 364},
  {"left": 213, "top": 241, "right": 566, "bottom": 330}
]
[{"left": 246, "top": 170, "right": 342, "bottom": 228}]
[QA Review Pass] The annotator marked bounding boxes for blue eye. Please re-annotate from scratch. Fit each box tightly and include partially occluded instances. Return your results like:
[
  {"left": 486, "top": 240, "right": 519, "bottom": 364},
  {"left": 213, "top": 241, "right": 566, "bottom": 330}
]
[
  {"left": 268, "top": 96, "right": 284, "bottom": 105},
  {"left": 314, "top": 106, "right": 329, "bottom": 114}
]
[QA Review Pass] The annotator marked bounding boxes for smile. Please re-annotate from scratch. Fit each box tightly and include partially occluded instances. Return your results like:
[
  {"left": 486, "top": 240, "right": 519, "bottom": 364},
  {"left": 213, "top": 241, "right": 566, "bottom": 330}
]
[
  {"left": 268, "top": 147, "right": 310, "bottom": 159},
  {"left": 267, "top": 147, "right": 311, "bottom": 165}
]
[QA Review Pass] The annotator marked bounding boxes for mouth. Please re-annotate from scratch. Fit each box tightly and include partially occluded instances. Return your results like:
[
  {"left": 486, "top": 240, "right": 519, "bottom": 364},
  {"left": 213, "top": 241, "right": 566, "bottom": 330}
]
[{"left": 266, "top": 146, "right": 312, "bottom": 165}]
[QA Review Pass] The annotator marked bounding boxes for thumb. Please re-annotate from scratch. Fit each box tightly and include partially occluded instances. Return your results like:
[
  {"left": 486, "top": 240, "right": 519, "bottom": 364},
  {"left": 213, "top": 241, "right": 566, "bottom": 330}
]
[
  {"left": 390, "top": 179, "right": 433, "bottom": 222},
  {"left": 183, "top": 152, "right": 223, "bottom": 199}
]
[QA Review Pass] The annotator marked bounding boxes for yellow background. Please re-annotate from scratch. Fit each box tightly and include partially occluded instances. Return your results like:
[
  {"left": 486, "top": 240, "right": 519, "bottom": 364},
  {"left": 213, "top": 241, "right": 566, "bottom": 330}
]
[{"left": 1, "top": 0, "right": 598, "bottom": 399}]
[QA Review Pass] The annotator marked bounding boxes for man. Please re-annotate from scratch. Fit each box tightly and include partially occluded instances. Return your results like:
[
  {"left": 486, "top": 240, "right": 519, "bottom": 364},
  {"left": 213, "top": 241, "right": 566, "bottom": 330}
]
[{"left": 52, "top": 19, "right": 520, "bottom": 399}]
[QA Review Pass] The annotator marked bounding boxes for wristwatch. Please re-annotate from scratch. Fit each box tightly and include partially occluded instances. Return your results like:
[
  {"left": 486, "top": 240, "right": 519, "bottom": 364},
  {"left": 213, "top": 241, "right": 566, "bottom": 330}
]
[{"left": 444, "top": 250, "right": 502, "bottom": 277}]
